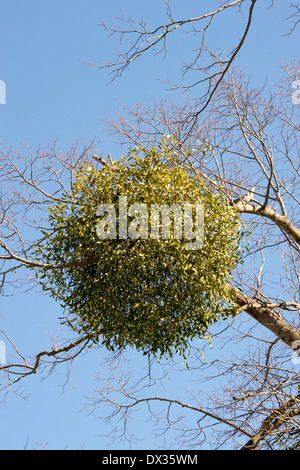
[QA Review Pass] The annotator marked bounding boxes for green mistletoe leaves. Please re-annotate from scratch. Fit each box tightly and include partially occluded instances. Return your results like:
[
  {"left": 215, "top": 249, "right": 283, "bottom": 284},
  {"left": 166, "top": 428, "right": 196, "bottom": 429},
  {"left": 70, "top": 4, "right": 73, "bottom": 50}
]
[{"left": 35, "top": 139, "right": 248, "bottom": 359}]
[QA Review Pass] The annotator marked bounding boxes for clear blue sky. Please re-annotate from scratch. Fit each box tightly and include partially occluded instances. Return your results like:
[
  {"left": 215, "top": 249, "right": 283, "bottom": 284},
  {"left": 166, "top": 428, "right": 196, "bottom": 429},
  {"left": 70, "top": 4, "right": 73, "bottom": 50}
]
[{"left": 0, "top": 0, "right": 298, "bottom": 450}]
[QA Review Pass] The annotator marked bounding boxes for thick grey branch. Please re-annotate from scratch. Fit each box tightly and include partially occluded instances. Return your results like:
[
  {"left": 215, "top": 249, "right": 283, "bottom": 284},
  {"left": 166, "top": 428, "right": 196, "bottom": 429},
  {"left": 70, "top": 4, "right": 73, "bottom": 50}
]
[
  {"left": 241, "top": 394, "right": 300, "bottom": 450},
  {"left": 233, "top": 201, "right": 300, "bottom": 246},
  {"left": 232, "top": 287, "right": 300, "bottom": 348}
]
